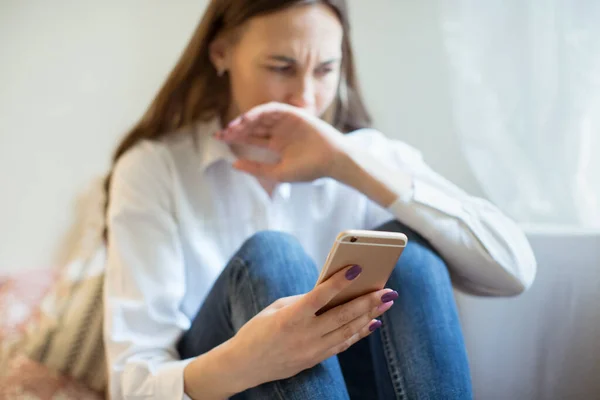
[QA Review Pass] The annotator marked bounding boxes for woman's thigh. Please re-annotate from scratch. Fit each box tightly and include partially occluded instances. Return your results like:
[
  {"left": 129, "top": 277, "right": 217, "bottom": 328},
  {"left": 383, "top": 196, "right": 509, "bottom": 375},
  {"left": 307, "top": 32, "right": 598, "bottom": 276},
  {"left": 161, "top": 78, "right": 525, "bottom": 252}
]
[
  {"left": 177, "top": 230, "right": 351, "bottom": 400},
  {"left": 177, "top": 230, "right": 320, "bottom": 359}
]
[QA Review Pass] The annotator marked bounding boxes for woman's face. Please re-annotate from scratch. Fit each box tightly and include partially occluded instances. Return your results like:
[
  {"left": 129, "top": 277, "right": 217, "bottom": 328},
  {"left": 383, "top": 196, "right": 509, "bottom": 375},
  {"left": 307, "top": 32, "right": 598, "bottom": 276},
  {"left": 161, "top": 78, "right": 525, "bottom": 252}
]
[{"left": 212, "top": 4, "right": 344, "bottom": 121}]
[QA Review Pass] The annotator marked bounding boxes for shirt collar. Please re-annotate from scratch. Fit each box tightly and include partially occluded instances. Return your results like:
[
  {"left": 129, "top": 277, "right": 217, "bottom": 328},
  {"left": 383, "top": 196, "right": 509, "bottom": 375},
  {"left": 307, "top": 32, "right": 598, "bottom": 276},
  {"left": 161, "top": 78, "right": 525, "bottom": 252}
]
[{"left": 196, "top": 117, "right": 236, "bottom": 172}]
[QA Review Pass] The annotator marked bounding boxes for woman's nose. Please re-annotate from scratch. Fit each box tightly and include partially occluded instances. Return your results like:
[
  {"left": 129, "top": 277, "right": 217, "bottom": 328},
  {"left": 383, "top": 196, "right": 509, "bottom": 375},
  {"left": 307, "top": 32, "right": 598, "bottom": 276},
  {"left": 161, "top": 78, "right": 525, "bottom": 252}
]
[{"left": 286, "top": 77, "right": 316, "bottom": 114}]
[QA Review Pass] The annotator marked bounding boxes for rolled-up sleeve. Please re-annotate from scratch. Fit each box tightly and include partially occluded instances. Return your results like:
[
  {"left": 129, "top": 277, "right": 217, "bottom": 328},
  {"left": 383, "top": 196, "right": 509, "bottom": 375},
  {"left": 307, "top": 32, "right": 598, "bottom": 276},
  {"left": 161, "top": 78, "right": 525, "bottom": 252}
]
[
  {"left": 104, "top": 141, "right": 193, "bottom": 400},
  {"left": 346, "top": 129, "right": 537, "bottom": 297}
]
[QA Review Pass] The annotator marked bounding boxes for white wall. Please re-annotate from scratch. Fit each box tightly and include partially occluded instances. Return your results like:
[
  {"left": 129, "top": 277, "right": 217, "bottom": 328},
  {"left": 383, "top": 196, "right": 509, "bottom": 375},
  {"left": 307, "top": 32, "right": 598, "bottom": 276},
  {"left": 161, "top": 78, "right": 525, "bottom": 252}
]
[{"left": 0, "top": 0, "right": 482, "bottom": 273}]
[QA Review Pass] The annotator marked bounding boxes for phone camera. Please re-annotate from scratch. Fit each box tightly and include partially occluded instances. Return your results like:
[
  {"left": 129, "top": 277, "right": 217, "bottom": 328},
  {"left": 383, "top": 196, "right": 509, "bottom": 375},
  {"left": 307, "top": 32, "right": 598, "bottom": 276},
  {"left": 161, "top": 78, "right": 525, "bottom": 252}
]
[{"left": 350, "top": 236, "right": 358, "bottom": 243}]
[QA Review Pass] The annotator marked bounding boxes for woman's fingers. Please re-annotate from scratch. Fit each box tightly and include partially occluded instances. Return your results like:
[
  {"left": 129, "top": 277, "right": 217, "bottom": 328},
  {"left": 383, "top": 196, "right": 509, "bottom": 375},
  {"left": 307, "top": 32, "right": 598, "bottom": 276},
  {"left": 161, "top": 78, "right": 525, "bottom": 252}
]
[
  {"left": 320, "top": 299, "right": 393, "bottom": 352},
  {"left": 223, "top": 134, "right": 271, "bottom": 148},
  {"left": 217, "top": 113, "right": 279, "bottom": 145},
  {"left": 232, "top": 159, "right": 277, "bottom": 179},
  {"left": 222, "top": 101, "right": 299, "bottom": 138},
  {"left": 294, "top": 265, "right": 363, "bottom": 318},
  {"left": 317, "top": 288, "right": 397, "bottom": 335},
  {"left": 217, "top": 104, "right": 309, "bottom": 156},
  {"left": 322, "top": 317, "right": 385, "bottom": 359},
  {"left": 227, "top": 103, "right": 286, "bottom": 132},
  {"left": 240, "top": 102, "right": 289, "bottom": 122}
]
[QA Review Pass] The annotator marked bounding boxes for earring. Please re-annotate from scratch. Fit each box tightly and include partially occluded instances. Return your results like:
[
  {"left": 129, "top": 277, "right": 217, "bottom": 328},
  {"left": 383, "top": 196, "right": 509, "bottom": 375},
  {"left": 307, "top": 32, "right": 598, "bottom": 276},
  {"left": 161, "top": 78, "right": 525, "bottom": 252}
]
[{"left": 217, "top": 66, "right": 227, "bottom": 77}]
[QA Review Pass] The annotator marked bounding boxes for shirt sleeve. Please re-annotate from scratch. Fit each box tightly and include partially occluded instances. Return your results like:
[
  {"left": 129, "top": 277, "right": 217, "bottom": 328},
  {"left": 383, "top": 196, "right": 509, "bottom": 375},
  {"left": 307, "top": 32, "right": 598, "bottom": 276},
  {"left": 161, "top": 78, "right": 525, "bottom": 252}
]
[
  {"left": 103, "top": 141, "right": 194, "bottom": 400},
  {"left": 344, "top": 129, "right": 537, "bottom": 296}
]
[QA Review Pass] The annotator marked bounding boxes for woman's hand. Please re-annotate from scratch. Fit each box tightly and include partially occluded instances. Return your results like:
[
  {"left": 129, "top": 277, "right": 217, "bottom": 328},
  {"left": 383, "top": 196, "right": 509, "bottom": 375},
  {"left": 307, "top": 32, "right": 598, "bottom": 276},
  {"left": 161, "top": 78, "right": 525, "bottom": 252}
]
[
  {"left": 215, "top": 102, "right": 402, "bottom": 206},
  {"left": 215, "top": 102, "right": 347, "bottom": 183},
  {"left": 227, "top": 264, "right": 398, "bottom": 391}
]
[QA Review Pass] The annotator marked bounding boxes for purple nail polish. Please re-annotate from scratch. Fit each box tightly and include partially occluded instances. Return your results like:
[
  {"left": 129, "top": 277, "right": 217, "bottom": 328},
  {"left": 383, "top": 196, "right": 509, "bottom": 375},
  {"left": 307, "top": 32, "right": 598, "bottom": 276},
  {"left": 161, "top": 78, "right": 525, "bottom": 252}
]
[
  {"left": 381, "top": 291, "right": 399, "bottom": 303},
  {"left": 345, "top": 265, "right": 362, "bottom": 280},
  {"left": 369, "top": 320, "right": 382, "bottom": 332}
]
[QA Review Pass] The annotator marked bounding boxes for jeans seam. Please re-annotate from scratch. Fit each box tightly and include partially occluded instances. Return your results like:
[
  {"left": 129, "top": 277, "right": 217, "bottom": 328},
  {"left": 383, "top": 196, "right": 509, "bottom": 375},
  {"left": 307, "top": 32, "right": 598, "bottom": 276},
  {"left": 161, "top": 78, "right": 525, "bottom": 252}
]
[
  {"left": 234, "top": 256, "right": 287, "bottom": 400},
  {"left": 380, "top": 312, "right": 407, "bottom": 400}
]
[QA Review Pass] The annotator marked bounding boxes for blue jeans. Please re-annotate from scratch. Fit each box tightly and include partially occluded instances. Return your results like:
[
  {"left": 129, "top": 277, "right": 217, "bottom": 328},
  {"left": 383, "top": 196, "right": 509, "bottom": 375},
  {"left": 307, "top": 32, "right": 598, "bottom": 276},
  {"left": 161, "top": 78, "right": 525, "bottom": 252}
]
[{"left": 177, "top": 221, "right": 472, "bottom": 399}]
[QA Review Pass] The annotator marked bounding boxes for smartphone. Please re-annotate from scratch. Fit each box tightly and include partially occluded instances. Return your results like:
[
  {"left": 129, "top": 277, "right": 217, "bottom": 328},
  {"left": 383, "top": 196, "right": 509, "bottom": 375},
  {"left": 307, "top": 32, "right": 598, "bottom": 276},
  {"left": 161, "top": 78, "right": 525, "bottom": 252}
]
[{"left": 314, "top": 229, "right": 408, "bottom": 315}]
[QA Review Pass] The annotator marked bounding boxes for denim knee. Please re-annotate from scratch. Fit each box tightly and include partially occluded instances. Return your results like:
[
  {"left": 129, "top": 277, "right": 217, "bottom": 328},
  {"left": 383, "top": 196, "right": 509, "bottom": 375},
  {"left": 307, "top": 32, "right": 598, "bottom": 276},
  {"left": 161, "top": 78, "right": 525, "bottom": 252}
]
[
  {"left": 239, "top": 230, "right": 303, "bottom": 257},
  {"left": 231, "top": 230, "right": 319, "bottom": 299},
  {"left": 395, "top": 241, "right": 450, "bottom": 286},
  {"left": 374, "top": 220, "right": 451, "bottom": 290}
]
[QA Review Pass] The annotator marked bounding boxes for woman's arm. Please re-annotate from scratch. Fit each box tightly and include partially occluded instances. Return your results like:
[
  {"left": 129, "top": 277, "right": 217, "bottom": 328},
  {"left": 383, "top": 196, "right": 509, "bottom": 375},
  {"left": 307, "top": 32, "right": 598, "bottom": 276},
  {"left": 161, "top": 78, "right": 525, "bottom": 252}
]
[
  {"left": 330, "top": 130, "right": 537, "bottom": 296},
  {"left": 183, "top": 339, "right": 248, "bottom": 399},
  {"left": 215, "top": 104, "right": 537, "bottom": 297},
  {"left": 105, "top": 141, "right": 193, "bottom": 399},
  {"left": 106, "top": 142, "right": 252, "bottom": 400}
]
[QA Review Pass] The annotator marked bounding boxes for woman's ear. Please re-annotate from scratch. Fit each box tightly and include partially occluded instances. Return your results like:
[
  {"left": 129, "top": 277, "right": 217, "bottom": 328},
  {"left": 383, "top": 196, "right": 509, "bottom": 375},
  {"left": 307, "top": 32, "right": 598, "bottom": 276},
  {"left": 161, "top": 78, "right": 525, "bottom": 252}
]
[{"left": 209, "top": 35, "right": 230, "bottom": 76}]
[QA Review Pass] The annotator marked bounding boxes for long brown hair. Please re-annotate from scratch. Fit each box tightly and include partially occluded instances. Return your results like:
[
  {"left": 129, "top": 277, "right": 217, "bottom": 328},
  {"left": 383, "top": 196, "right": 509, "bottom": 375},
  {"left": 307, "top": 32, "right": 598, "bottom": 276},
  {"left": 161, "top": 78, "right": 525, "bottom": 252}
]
[{"left": 103, "top": 0, "right": 371, "bottom": 239}]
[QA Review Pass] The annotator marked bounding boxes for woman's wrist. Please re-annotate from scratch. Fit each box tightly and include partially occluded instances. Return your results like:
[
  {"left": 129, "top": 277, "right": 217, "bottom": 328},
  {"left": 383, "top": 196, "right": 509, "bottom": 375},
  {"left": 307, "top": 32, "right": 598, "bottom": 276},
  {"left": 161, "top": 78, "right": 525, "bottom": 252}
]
[
  {"left": 329, "top": 148, "right": 399, "bottom": 208},
  {"left": 183, "top": 338, "right": 253, "bottom": 399}
]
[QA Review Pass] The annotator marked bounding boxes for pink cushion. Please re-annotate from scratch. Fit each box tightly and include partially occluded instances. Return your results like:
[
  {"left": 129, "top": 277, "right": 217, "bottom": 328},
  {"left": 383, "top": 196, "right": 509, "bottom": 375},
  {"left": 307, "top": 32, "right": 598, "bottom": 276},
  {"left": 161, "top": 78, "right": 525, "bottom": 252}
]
[
  {"left": 0, "top": 268, "right": 57, "bottom": 341},
  {"left": 0, "top": 257, "right": 108, "bottom": 393},
  {"left": 0, "top": 355, "right": 102, "bottom": 399}
]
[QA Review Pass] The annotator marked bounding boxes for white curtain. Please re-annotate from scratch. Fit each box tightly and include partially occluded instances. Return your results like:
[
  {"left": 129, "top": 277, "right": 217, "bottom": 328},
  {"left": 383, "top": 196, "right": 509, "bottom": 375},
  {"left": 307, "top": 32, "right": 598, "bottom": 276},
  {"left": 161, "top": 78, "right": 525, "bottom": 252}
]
[{"left": 440, "top": 0, "right": 600, "bottom": 228}]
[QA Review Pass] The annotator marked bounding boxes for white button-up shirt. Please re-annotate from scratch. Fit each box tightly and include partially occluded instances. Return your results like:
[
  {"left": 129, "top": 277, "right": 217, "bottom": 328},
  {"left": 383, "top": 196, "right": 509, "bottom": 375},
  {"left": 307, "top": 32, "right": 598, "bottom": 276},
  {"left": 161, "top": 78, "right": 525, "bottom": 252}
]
[{"left": 104, "top": 118, "right": 536, "bottom": 399}]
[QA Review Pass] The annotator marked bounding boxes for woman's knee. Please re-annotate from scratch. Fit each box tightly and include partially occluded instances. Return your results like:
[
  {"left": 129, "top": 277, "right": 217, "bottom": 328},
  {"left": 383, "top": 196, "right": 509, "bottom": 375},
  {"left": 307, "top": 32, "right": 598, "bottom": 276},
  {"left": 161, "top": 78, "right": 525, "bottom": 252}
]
[
  {"left": 374, "top": 221, "right": 452, "bottom": 293},
  {"left": 238, "top": 231, "right": 311, "bottom": 267},
  {"left": 396, "top": 240, "right": 450, "bottom": 283},
  {"left": 240, "top": 230, "right": 302, "bottom": 255},
  {"left": 374, "top": 219, "right": 428, "bottom": 247},
  {"left": 231, "top": 230, "right": 319, "bottom": 295}
]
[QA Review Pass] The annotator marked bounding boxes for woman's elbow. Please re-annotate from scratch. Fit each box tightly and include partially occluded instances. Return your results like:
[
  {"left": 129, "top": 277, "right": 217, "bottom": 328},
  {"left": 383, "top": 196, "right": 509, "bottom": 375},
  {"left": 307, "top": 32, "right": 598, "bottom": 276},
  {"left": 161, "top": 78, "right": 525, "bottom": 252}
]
[{"left": 495, "top": 253, "right": 538, "bottom": 297}]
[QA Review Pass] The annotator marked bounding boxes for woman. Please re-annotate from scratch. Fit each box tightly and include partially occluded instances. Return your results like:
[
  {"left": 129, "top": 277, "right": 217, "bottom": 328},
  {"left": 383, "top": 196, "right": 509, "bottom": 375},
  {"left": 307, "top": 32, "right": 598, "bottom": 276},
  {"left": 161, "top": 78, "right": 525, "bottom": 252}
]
[{"left": 103, "top": 1, "right": 536, "bottom": 399}]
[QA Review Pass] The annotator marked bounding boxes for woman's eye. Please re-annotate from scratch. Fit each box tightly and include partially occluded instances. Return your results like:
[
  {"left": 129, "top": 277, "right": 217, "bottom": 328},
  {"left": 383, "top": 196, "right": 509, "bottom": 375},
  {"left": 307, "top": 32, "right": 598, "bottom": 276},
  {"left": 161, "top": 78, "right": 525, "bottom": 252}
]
[
  {"left": 268, "top": 65, "right": 294, "bottom": 75},
  {"left": 316, "top": 67, "right": 334, "bottom": 76}
]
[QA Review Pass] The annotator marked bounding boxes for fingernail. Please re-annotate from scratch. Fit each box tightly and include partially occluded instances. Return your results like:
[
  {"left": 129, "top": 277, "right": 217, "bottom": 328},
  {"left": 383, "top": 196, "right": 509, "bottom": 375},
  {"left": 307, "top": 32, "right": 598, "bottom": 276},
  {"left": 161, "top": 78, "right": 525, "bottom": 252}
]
[
  {"left": 369, "top": 320, "right": 383, "bottom": 332},
  {"left": 345, "top": 265, "right": 362, "bottom": 280},
  {"left": 381, "top": 291, "right": 399, "bottom": 303}
]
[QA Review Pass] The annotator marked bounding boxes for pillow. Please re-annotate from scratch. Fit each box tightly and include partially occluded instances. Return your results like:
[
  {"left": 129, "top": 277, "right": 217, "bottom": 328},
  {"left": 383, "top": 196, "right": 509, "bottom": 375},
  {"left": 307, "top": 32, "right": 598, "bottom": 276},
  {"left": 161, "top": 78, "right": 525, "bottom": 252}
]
[
  {"left": 0, "top": 178, "right": 108, "bottom": 393},
  {"left": 25, "top": 249, "right": 107, "bottom": 392},
  {"left": 0, "top": 354, "right": 102, "bottom": 400},
  {"left": 0, "top": 249, "right": 107, "bottom": 393},
  {"left": 0, "top": 267, "right": 58, "bottom": 360}
]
